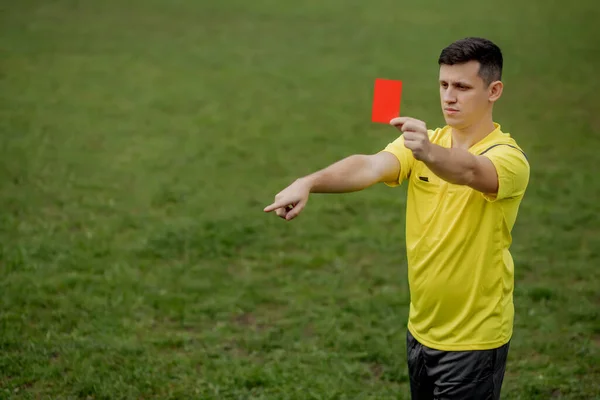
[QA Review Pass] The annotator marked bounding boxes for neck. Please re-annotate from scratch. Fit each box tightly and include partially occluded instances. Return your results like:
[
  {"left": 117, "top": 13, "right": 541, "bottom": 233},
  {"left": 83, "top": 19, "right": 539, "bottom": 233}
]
[{"left": 451, "top": 116, "right": 496, "bottom": 149}]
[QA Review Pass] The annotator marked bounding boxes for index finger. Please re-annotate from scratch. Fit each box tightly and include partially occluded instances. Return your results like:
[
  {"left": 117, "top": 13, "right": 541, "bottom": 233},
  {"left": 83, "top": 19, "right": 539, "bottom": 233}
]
[
  {"left": 399, "top": 120, "right": 427, "bottom": 133},
  {"left": 264, "top": 200, "right": 291, "bottom": 213},
  {"left": 389, "top": 116, "right": 411, "bottom": 127}
]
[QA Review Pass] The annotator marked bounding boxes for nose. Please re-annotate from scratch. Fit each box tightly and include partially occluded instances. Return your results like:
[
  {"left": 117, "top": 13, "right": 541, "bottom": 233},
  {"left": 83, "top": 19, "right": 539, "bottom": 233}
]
[{"left": 443, "top": 87, "right": 456, "bottom": 104}]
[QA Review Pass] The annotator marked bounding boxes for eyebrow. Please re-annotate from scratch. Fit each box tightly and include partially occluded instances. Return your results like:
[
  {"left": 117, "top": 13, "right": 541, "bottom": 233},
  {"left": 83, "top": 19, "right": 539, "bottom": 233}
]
[{"left": 439, "top": 80, "right": 473, "bottom": 87}]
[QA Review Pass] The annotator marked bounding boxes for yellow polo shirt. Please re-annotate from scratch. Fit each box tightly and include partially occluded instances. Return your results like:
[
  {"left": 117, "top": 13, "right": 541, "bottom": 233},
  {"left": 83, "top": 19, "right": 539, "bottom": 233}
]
[{"left": 382, "top": 123, "right": 530, "bottom": 351}]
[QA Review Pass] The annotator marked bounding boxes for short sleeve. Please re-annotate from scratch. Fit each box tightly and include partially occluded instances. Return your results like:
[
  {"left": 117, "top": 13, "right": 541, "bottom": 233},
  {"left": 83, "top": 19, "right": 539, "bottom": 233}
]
[
  {"left": 481, "top": 145, "right": 530, "bottom": 201},
  {"left": 380, "top": 135, "right": 416, "bottom": 187}
]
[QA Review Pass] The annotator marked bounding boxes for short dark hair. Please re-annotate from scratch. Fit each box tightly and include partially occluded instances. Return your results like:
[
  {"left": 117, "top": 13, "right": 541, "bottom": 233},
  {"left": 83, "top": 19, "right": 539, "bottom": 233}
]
[{"left": 438, "top": 37, "right": 503, "bottom": 85}]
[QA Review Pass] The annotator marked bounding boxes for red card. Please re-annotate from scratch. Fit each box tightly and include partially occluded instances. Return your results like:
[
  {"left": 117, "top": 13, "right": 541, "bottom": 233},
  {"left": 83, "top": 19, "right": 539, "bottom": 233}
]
[{"left": 371, "top": 78, "right": 402, "bottom": 123}]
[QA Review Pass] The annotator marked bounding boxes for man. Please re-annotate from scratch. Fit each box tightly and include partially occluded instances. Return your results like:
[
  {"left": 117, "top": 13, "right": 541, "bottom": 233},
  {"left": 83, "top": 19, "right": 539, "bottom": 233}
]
[{"left": 264, "top": 37, "right": 530, "bottom": 399}]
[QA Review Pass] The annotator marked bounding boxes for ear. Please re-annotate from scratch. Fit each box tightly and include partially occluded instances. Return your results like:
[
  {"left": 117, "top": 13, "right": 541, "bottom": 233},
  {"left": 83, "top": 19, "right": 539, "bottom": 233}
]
[{"left": 488, "top": 81, "right": 503, "bottom": 103}]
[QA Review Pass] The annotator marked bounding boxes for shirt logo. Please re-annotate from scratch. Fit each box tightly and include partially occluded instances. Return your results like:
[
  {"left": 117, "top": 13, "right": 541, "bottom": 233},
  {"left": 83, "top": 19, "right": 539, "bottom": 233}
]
[{"left": 419, "top": 176, "right": 429, "bottom": 182}]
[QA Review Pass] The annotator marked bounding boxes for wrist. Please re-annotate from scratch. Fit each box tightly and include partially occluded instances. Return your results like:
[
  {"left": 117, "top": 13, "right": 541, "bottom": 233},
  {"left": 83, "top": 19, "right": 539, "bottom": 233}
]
[
  {"left": 298, "top": 176, "right": 316, "bottom": 193},
  {"left": 424, "top": 144, "right": 441, "bottom": 164}
]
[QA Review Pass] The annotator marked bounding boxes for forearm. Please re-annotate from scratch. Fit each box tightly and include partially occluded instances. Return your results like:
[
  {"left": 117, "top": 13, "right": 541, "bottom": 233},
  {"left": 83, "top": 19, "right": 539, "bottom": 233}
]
[
  {"left": 300, "top": 155, "right": 379, "bottom": 193},
  {"left": 425, "top": 144, "right": 478, "bottom": 185}
]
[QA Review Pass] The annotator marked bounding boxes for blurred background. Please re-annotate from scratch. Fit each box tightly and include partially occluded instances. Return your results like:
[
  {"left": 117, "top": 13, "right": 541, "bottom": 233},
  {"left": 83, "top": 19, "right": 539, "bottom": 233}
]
[{"left": 1, "top": 0, "right": 599, "bottom": 398}]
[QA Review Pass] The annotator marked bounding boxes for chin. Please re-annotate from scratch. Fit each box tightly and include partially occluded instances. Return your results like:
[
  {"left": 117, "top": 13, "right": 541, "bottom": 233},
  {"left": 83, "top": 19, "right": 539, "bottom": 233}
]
[
  {"left": 446, "top": 120, "right": 470, "bottom": 131},
  {"left": 444, "top": 116, "right": 463, "bottom": 127}
]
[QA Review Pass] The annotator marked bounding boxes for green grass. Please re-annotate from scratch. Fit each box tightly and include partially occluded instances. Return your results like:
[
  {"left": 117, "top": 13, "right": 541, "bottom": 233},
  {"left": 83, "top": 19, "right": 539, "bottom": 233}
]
[{"left": 1, "top": 0, "right": 599, "bottom": 398}]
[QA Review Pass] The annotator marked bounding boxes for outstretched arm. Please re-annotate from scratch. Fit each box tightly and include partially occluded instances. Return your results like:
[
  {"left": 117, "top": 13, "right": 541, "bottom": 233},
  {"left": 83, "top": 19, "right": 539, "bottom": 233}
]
[{"left": 264, "top": 152, "right": 400, "bottom": 221}]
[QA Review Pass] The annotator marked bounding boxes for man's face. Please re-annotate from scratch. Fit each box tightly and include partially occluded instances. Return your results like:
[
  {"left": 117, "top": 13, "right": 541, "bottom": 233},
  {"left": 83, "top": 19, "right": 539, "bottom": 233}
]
[{"left": 439, "top": 61, "right": 494, "bottom": 129}]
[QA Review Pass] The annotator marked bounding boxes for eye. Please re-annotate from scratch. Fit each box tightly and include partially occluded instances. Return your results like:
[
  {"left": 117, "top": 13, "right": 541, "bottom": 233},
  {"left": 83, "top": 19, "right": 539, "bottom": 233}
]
[{"left": 440, "top": 82, "right": 448, "bottom": 89}]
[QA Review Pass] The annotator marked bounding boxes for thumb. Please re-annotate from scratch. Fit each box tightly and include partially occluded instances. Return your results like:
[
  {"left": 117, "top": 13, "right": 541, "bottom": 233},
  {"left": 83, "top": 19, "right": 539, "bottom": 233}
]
[{"left": 284, "top": 200, "right": 306, "bottom": 221}]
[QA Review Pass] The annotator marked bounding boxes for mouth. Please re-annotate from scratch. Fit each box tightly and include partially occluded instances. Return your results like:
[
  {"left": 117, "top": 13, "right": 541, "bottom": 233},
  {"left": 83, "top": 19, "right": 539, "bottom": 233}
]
[{"left": 444, "top": 108, "right": 459, "bottom": 115}]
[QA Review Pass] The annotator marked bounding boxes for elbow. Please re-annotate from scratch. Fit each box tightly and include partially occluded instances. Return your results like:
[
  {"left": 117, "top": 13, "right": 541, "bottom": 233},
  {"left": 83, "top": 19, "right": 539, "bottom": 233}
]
[
  {"left": 461, "top": 162, "right": 499, "bottom": 194},
  {"left": 448, "top": 164, "right": 476, "bottom": 186},
  {"left": 461, "top": 167, "right": 477, "bottom": 186}
]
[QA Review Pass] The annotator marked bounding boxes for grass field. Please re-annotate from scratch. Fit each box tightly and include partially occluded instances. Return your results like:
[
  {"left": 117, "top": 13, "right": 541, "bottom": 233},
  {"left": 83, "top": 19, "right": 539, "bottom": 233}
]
[{"left": 1, "top": 0, "right": 599, "bottom": 398}]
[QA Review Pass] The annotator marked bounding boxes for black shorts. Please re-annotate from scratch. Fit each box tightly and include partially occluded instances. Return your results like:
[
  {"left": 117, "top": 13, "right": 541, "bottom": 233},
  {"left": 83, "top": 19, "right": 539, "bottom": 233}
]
[{"left": 407, "top": 330, "right": 510, "bottom": 400}]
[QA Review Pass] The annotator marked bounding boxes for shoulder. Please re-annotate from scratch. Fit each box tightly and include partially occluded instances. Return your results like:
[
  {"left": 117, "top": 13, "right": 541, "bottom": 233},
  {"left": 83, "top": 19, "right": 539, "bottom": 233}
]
[
  {"left": 479, "top": 127, "right": 529, "bottom": 165},
  {"left": 478, "top": 128, "right": 531, "bottom": 201}
]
